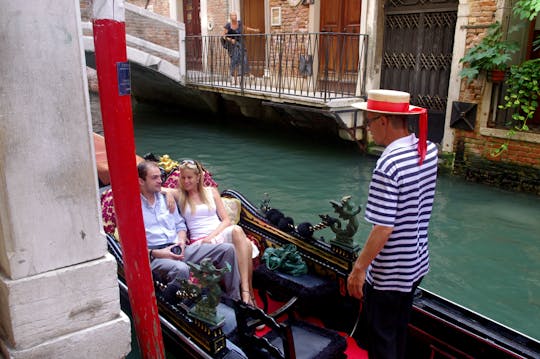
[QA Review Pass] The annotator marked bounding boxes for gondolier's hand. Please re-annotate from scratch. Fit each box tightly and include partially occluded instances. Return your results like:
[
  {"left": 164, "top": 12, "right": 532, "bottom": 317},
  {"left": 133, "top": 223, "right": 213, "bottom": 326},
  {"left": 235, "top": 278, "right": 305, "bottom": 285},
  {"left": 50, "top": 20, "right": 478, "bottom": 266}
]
[{"left": 347, "top": 267, "right": 366, "bottom": 300}]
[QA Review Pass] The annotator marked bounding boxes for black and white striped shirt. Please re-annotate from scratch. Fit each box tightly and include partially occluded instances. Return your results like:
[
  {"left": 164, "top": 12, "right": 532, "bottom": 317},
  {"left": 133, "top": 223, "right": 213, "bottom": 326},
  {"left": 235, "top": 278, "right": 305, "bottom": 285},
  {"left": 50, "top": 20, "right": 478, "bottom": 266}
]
[{"left": 365, "top": 134, "right": 438, "bottom": 292}]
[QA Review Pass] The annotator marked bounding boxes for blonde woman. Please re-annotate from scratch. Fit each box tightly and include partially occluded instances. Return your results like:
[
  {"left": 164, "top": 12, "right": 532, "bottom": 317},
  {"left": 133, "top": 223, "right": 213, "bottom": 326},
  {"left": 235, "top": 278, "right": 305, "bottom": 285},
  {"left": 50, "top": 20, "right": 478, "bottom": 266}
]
[{"left": 165, "top": 160, "right": 257, "bottom": 306}]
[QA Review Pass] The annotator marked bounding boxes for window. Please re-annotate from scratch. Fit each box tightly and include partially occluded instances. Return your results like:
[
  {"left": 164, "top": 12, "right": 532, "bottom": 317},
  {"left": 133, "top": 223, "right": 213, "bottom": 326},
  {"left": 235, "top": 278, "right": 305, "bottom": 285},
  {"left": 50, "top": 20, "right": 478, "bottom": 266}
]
[
  {"left": 271, "top": 7, "right": 281, "bottom": 27},
  {"left": 491, "top": 15, "right": 540, "bottom": 132}
]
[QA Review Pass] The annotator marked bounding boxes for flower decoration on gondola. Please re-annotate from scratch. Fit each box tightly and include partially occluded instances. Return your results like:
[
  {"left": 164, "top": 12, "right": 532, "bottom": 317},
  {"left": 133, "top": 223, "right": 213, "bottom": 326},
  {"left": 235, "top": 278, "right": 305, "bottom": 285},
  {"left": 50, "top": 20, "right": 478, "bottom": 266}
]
[{"left": 157, "top": 154, "right": 179, "bottom": 173}]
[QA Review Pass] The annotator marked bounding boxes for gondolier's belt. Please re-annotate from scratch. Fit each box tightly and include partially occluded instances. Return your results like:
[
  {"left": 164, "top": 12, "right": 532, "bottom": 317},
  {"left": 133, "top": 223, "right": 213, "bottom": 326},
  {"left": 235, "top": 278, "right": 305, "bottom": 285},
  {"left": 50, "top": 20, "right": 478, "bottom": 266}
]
[{"left": 148, "top": 243, "right": 176, "bottom": 250}]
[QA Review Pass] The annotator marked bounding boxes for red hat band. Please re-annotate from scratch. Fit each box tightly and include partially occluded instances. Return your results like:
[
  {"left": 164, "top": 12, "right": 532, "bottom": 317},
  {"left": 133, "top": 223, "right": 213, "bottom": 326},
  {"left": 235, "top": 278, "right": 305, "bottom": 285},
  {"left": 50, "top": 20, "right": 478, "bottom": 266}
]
[{"left": 367, "top": 99, "right": 410, "bottom": 113}]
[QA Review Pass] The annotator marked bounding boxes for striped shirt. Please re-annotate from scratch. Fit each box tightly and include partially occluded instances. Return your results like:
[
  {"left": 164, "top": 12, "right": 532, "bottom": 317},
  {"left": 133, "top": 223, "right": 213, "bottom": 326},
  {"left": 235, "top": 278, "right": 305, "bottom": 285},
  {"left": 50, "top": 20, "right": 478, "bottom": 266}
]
[{"left": 365, "top": 134, "right": 438, "bottom": 292}]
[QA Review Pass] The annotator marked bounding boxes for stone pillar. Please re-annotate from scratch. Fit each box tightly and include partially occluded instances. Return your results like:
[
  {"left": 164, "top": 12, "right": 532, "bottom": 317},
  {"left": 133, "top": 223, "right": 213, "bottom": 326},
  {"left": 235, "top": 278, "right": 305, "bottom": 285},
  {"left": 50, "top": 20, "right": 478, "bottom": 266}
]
[{"left": 0, "top": 1, "right": 131, "bottom": 358}]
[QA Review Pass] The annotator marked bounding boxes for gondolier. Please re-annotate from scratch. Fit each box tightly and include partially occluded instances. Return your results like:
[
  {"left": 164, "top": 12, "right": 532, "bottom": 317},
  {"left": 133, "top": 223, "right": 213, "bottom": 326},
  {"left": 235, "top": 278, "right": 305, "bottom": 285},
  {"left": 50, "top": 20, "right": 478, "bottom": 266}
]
[{"left": 347, "top": 89, "right": 439, "bottom": 358}]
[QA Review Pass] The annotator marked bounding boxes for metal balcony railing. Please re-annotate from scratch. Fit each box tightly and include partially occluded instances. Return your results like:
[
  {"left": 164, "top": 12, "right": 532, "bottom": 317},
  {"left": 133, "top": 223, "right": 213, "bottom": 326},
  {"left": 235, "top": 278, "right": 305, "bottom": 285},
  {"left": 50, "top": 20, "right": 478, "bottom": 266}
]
[{"left": 185, "top": 32, "right": 368, "bottom": 101}]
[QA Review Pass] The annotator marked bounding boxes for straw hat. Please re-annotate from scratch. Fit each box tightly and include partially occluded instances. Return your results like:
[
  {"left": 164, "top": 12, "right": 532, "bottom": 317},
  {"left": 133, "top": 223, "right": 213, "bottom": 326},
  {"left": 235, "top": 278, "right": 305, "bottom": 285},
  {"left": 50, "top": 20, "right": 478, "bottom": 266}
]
[
  {"left": 352, "top": 89, "right": 429, "bottom": 165},
  {"left": 352, "top": 89, "right": 423, "bottom": 114}
]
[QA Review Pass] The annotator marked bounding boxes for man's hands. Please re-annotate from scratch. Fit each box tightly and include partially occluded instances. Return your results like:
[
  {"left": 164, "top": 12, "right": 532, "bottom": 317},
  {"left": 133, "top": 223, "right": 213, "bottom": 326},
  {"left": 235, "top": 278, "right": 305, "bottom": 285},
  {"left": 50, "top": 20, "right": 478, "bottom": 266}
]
[
  {"left": 152, "top": 244, "right": 184, "bottom": 261},
  {"left": 347, "top": 224, "right": 393, "bottom": 300},
  {"left": 347, "top": 266, "right": 366, "bottom": 300}
]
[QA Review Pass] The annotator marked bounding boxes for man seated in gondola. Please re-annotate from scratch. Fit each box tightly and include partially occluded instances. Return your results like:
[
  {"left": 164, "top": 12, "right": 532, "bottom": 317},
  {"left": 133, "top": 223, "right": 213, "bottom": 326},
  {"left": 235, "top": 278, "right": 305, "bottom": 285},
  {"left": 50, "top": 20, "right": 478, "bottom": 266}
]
[{"left": 138, "top": 160, "right": 242, "bottom": 304}]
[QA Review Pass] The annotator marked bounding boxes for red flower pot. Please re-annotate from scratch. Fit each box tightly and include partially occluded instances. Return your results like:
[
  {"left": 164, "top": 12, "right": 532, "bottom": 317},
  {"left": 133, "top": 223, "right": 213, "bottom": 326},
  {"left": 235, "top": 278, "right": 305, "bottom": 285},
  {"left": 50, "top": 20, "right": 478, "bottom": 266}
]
[{"left": 489, "top": 69, "right": 506, "bottom": 83}]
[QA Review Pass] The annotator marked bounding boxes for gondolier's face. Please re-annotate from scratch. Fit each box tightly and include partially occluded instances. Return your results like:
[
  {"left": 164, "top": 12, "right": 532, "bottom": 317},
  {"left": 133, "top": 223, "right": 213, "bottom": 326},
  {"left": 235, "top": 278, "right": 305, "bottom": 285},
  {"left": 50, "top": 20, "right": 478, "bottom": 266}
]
[
  {"left": 366, "top": 113, "right": 385, "bottom": 145},
  {"left": 143, "top": 166, "right": 162, "bottom": 193}
]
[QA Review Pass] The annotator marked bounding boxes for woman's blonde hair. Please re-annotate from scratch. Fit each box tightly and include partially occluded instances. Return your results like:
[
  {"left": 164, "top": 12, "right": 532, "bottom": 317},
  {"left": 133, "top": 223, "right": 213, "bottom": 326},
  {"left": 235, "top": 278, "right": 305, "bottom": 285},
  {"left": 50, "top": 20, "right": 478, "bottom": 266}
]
[{"left": 177, "top": 160, "right": 213, "bottom": 215}]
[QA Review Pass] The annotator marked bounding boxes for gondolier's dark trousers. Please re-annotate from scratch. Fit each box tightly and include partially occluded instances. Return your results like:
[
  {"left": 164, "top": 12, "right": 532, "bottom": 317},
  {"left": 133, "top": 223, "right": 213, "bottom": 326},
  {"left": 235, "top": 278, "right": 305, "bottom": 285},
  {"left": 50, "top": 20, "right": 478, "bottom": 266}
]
[{"left": 363, "top": 278, "right": 422, "bottom": 359}]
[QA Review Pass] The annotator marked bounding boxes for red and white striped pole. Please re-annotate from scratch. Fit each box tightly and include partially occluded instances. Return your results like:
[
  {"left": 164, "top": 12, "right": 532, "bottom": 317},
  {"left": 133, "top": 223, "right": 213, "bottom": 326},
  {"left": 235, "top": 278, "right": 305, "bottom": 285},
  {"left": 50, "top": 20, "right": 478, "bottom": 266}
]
[{"left": 92, "top": 1, "right": 165, "bottom": 357}]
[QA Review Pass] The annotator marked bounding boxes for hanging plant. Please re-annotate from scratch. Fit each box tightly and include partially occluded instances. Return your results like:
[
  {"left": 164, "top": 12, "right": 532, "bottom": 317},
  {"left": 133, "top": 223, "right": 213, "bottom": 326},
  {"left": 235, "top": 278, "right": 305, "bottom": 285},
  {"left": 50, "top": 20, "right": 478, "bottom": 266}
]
[
  {"left": 491, "top": 59, "right": 540, "bottom": 156},
  {"left": 490, "top": 0, "right": 540, "bottom": 156},
  {"left": 459, "top": 22, "right": 520, "bottom": 82},
  {"left": 513, "top": 0, "right": 540, "bottom": 51}
]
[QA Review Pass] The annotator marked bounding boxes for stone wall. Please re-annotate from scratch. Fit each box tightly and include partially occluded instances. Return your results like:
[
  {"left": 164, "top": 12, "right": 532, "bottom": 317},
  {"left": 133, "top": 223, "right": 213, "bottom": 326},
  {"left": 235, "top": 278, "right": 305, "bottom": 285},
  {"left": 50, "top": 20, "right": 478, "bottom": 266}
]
[{"left": 1, "top": 2, "right": 131, "bottom": 357}]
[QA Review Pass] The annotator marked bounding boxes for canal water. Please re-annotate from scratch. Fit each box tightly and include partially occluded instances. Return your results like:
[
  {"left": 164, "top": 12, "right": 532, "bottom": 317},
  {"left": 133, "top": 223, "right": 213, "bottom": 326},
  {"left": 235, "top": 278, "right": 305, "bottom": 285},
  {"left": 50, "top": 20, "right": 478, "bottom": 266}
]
[
  {"left": 126, "top": 101, "right": 540, "bottom": 342},
  {"left": 91, "top": 94, "right": 539, "bottom": 351}
]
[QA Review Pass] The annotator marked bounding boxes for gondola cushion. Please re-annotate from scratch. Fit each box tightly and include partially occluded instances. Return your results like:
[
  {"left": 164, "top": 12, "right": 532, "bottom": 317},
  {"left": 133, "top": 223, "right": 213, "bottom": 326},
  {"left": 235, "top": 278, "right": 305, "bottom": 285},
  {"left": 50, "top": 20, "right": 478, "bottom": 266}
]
[{"left": 100, "top": 188, "right": 116, "bottom": 234}]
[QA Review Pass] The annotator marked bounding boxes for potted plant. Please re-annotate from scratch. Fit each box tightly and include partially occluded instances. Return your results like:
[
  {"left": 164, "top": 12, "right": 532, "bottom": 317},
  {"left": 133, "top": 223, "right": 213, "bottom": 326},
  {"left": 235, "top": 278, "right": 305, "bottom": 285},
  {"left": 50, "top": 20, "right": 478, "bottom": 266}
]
[{"left": 459, "top": 22, "right": 519, "bottom": 82}]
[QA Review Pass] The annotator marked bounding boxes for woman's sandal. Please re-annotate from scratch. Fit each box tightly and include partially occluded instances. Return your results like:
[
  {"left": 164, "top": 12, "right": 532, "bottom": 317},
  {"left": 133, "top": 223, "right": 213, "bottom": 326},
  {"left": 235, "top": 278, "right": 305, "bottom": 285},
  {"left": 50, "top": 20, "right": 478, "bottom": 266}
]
[
  {"left": 250, "top": 291, "right": 266, "bottom": 331},
  {"left": 241, "top": 290, "right": 252, "bottom": 305},
  {"left": 242, "top": 290, "right": 265, "bottom": 330}
]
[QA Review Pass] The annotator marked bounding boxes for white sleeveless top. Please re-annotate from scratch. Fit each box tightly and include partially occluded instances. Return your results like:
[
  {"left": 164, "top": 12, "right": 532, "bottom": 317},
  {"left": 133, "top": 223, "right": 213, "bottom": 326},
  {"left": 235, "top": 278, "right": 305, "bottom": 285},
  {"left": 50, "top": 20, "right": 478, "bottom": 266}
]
[
  {"left": 181, "top": 188, "right": 221, "bottom": 240},
  {"left": 181, "top": 188, "right": 260, "bottom": 258}
]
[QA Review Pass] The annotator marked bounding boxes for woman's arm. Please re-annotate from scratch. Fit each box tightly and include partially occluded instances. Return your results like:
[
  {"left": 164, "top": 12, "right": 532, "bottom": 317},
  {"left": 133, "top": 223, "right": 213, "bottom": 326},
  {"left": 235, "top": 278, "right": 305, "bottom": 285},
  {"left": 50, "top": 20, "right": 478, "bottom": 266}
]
[
  {"left": 161, "top": 187, "right": 180, "bottom": 213},
  {"left": 200, "top": 187, "right": 231, "bottom": 242},
  {"left": 244, "top": 25, "right": 260, "bottom": 33}
]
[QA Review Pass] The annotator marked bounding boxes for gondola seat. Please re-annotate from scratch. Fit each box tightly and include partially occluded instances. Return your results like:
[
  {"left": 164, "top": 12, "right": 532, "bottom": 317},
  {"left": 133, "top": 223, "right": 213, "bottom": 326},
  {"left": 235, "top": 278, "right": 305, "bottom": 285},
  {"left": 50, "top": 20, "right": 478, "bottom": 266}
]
[
  {"left": 233, "top": 297, "right": 347, "bottom": 359},
  {"left": 253, "top": 264, "right": 338, "bottom": 314}
]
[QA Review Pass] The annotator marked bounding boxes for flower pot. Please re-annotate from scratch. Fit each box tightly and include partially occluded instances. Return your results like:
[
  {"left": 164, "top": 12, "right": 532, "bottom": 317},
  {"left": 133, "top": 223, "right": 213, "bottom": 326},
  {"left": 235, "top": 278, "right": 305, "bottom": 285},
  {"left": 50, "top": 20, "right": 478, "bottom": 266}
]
[{"left": 489, "top": 69, "right": 506, "bottom": 83}]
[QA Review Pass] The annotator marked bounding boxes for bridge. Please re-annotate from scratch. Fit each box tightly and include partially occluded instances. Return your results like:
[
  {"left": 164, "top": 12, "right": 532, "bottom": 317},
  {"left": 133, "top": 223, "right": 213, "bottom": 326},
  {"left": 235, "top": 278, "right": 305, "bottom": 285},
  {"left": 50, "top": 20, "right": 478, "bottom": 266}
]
[{"left": 80, "top": 2, "right": 369, "bottom": 147}]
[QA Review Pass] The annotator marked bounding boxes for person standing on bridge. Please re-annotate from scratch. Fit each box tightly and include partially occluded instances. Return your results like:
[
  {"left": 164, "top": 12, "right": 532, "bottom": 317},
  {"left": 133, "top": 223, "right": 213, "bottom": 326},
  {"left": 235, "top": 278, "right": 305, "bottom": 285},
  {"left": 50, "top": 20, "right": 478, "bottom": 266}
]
[
  {"left": 222, "top": 11, "right": 259, "bottom": 85},
  {"left": 347, "top": 89, "right": 439, "bottom": 359}
]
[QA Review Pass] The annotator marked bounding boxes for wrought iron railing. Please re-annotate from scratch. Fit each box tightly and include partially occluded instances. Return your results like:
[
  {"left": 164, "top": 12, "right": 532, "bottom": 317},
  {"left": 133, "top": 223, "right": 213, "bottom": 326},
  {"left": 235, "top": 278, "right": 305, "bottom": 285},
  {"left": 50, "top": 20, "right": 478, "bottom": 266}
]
[{"left": 185, "top": 32, "right": 368, "bottom": 101}]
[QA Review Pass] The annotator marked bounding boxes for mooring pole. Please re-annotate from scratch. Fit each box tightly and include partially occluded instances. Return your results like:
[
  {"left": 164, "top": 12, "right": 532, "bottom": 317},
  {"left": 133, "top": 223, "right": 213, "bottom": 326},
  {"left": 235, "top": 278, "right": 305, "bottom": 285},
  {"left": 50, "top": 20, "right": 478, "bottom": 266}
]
[{"left": 91, "top": 1, "right": 165, "bottom": 357}]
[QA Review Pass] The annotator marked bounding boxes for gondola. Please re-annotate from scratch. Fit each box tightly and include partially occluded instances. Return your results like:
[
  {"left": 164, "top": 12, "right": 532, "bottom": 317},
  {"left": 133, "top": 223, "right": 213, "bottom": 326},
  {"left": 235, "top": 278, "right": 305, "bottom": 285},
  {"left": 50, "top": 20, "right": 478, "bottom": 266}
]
[
  {"left": 220, "top": 189, "right": 540, "bottom": 359},
  {"left": 98, "top": 149, "right": 540, "bottom": 358}
]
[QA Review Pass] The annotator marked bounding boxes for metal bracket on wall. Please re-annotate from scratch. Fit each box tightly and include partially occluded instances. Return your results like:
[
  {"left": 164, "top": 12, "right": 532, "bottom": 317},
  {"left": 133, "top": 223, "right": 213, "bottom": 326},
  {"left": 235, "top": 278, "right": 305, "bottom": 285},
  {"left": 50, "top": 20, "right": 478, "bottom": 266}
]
[{"left": 450, "top": 101, "right": 477, "bottom": 131}]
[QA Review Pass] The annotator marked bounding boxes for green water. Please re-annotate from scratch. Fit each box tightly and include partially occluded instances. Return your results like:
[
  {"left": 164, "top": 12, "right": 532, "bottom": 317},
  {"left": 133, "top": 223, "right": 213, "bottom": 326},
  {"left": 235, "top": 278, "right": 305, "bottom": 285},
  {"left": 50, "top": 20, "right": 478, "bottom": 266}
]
[{"left": 130, "top": 102, "right": 540, "bottom": 342}]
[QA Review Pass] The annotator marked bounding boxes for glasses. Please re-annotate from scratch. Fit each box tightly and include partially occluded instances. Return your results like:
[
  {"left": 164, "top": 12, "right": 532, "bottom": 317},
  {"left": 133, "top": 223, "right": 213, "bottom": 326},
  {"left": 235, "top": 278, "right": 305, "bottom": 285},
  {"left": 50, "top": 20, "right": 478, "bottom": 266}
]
[
  {"left": 364, "top": 115, "right": 383, "bottom": 127},
  {"left": 179, "top": 159, "right": 198, "bottom": 170}
]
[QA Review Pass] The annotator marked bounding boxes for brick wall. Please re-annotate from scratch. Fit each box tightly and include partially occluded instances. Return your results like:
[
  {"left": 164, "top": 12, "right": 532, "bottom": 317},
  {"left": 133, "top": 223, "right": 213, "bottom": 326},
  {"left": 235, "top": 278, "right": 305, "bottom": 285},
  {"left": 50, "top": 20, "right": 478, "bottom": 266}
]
[
  {"left": 269, "top": 0, "right": 309, "bottom": 33},
  {"left": 207, "top": 0, "right": 229, "bottom": 37},
  {"left": 125, "top": 10, "right": 179, "bottom": 51},
  {"left": 130, "top": 0, "right": 170, "bottom": 18},
  {"left": 80, "top": 0, "right": 91, "bottom": 21},
  {"left": 455, "top": 0, "right": 540, "bottom": 193}
]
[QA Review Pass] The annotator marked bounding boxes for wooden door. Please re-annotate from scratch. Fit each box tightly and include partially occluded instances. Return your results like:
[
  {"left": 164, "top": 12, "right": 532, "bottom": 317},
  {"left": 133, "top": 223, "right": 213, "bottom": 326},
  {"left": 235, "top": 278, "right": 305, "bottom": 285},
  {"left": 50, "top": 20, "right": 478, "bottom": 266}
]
[
  {"left": 319, "top": 0, "right": 360, "bottom": 93},
  {"left": 380, "top": 0, "right": 458, "bottom": 144},
  {"left": 241, "top": 0, "right": 265, "bottom": 76},
  {"left": 184, "top": 0, "right": 202, "bottom": 70}
]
